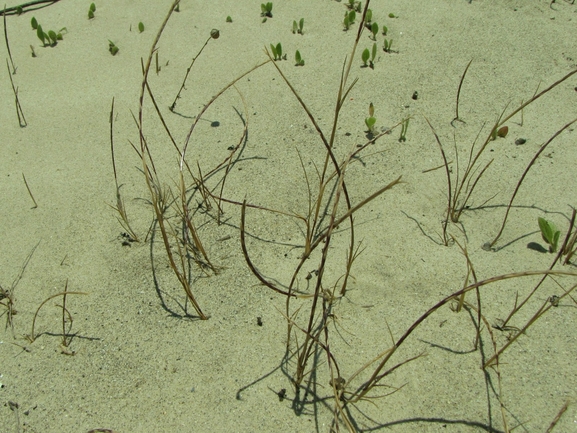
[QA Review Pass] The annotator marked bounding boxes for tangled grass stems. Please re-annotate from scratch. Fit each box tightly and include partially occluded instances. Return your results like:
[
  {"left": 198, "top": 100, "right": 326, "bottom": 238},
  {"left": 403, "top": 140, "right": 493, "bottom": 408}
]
[{"left": 431, "top": 65, "right": 577, "bottom": 244}]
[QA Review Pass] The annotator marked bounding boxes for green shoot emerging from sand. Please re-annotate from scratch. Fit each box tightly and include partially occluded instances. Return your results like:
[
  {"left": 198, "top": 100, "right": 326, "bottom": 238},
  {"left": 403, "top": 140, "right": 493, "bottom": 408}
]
[
  {"left": 362, "top": 43, "right": 376, "bottom": 68},
  {"left": 539, "top": 217, "right": 560, "bottom": 253},
  {"left": 260, "top": 2, "right": 272, "bottom": 18},
  {"left": 292, "top": 18, "right": 304, "bottom": 35},
  {"left": 370, "top": 22, "right": 379, "bottom": 40},
  {"left": 88, "top": 3, "right": 95, "bottom": 19},
  {"left": 365, "top": 102, "right": 376, "bottom": 135},
  {"left": 270, "top": 42, "right": 284, "bottom": 61},
  {"left": 294, "top": 50, "right": 304, "bottom": 66},
  {"left": 138, "top": 21, "right": 144, "bottom": 33},
  {"left": 108, "top": 40, "right": 119, "bottom": 55},
  {"left": 383, "top": 38, "right": 393, "bottom": 53},
  {"left": 343, "top": 10, "right": 356, "bottom": 31}
]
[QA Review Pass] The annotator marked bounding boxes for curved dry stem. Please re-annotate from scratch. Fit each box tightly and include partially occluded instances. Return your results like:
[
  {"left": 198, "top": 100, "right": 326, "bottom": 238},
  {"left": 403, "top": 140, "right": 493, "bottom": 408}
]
[{"left": 489, "top": 117, "right": 577, "bottom": 248}]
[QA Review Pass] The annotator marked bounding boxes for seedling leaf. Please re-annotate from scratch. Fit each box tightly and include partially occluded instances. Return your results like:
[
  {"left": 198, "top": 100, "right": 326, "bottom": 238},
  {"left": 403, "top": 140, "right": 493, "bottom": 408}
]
[
  {"left": 31, "top": 17, "right": 38, "bottom": 30},
  {"left": 538, "top": 217, "right": 560, "bottom": 252},
  {"left": 362, "top": 48, "right": 369, "bottom": 66},
  {"left": 48, "top": 30, "right": 57, "bottom": 45},
  {"left": 138, "top": 22, "right": 145, "bottom": 33},
  {"left": 37, "top": 25, "right": 45, "bottom": 45}
]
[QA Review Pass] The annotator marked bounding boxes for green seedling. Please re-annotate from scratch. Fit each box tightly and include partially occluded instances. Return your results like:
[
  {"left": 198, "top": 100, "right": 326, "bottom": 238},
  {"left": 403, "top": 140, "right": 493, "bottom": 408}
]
[
  {"left": 261, "top": 2, "right": 273, "bottom": 18},
  {"left": 389, "top": 12, "right": 397, "bottom": 18},
  {"left": 346, "top": 0, "right": 361, "bottom": 12},
  {"left": 362, "top": 43, "right": 377, "bottom": 68},
  {"left": 361, "top": 47, "right": 369, "bottom": 66},
  {"left": 295, "top": 50, "right": 304, "bottom": 66},
  {"left": 538, "top": 217, "right": 560, "bottom": 253},
  {"left": 370, "top": 22, "right": 379, "bottom": 40},
  {"left": 382, "top": 24, "right": 388, "bottom": 36},
  {"left": 383, "top": 38, "right": 393, "bottom": 53},
  {"left": 365, "top": 9, "right": 373, "bottom": 26},
  {"left": 399, "top": 117, "right": 410, "bottom": 142},
  {"left": 36, "top": 25, "right": 46, "bottom": 45},
  {"left": 88, "top": 3, "right": 95, "bottom": 19},
  {"left": 365, "top": 103, "right": 376, "bottom": 135},
  {"left": 31, "top": 16, "right": 37, "bottom": 30},
  {"left": 108, "top": 40, "right": 119, "bottom": 55},
  {"left": 270, "top": 42, "right": 284, "bottom": 60},
  {"left": 138, "top": 22, "right": 145, "bottom": 33},
  {"left": 344, "top": 10, "right": 356, "bottom": 30},
  {"left": 292, "top": 18, "right": 304, "bottom": 34},
  {"left": 226, "top": 16, "right": 232, "bottom": 23},
  {"left": 47, "top": 30, "right": 58, "bottom": 45}
]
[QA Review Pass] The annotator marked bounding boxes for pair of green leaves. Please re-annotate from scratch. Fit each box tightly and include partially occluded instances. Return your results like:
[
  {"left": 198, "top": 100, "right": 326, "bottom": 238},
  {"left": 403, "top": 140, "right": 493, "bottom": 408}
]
[
  {"left": 88, "top": 3, "right": 96, "bottom": 19},
  {"left": 270, "top": 42, "right": 285, "bottom": 61},
  {"left": 261, "top": 2, "right": 273, "bottom": 17},
  {"left": 538, "top": 217, "right": 561, "bottom": 253},
  {"left": 343, "top": 10, "right": 356, "bottom": 31},
  {"left": 292, "top": 18, "right": 304, "bottom": 35},
  {"left": 362, "top": 43, "right": 377, "bottom": 68}
]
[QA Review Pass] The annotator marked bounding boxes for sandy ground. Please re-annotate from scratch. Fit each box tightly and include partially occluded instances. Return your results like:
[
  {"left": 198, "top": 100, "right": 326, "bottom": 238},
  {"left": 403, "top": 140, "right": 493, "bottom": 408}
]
[{"left": 1, "top": 0, "right": 577, "bottom": 432}]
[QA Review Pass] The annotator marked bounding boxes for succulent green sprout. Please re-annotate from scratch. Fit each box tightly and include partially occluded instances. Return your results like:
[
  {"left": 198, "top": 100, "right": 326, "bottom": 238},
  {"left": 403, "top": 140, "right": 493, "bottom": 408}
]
[
  {"left": 365, "top": 9, "right": 372, "bottom": 24},
  {"left": 365, "top": 103, "right": 376, "bottom": 134},
  {"left": 48, "top": 30, "right": 57, "bottom": 45},
  {"left": 371, "top": 22, "right": 379, "bottom": 40},
  {"left": 260, "top": 2, "right": 273, "bottom": 17},
  {"left": 138, "top": 22, "right": 145, "bottom": 33},
  {"left": 31, "top": 17, "right": 38, "bottom": 30},
  {"left": 226, "top": 16, "right": 232, "bottom": 23},
  {"left": 295, "top": 50, "right": 304, "bottom": 66},
  {"left": 88, "top": 3, "right": 96, "bottom": 19},
  {"left": 383, "top": 38, "right": 393, "bottom": 53},
  {"left": 270, "top": 42, "right": 283, "bottom": 60},
  {"left": 36, "top": 25, "right": 46, "bottom": 46},
  {"left": 538, "top": 217, "right": 561, "bottom": 253},
  {"left": 108, "top": 40, "right": 119, "bottom": 56},
  {"left": 362, "top": 48, "right": 370, "bottom": 66},
  {"left": 382, "top": 25, "right": 388, "bottom": 36}
]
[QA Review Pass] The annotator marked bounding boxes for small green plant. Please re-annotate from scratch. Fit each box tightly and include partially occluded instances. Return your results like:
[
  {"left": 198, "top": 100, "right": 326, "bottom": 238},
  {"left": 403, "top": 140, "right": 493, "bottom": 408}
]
[
  {"left": 361, "top": 47, "right": 369, "bottom": 66},
  {"left": 33, "top": 20, "right": 66, "bottom": 47},
  {"left": 270, "top": 42, "right": 285, "bottom": 61},
  {"left": 382, "top": 24, "right": 388, "bottom": 36},
  {"left": 108, "top": 40, "right": 119, "bottom": 55},
  {"left": 362, "top": 43, "right": 376, "bottom": 68},
  {"left": 399, "top": 117, "right": 410, "bottom": 142},
  {"left": 295, "top": 50, "right": 304, "bottom": 66},
  {"left": 292, "top": 18, "right": 304, "bottom": 34},
  {"left": 261, "top": 2, "right": 273, "bottom": 18},
  {"left": 538, "top": 217, "right": 561, "bottom": 253},
  {"left": 365, "top": 9, "right": 373, "bottom": 26},
  {"left": 365, "top": 103, "right": 376, "bottom": 134},
  {"left": 383, "top": 38, "right": 393, "bottom": 53},
  {"left": 346, "top": 0, "right": 361, "bottom": 12},
  {"left": 138, "top": 22, "right": 145, "bottom": 33},
  {"left": 343, "top": 10, "right": 356, "bottom": 30},
  {"left": 389, "top": 12, "right": 397, "bottom": 18},
  {"left": 88, "top": 3, "right": 96, "bottom": 19},
  {"left": 370, "top": 22, "right": 379, "bottom": 40},
  {"left": 226, "top": 15, "right": 232, "bottom": 23}
]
